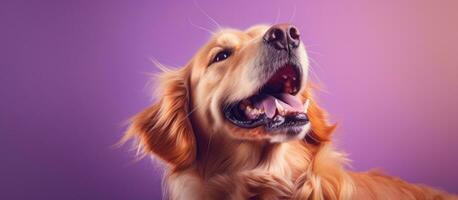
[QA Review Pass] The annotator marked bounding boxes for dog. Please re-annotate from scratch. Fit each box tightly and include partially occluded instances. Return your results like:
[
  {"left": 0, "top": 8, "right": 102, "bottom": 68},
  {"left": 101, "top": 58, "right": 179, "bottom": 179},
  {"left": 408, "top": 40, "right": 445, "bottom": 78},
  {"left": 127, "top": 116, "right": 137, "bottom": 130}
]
[{"left": 123, "top": 24, "right": 457, "bottom": 199}]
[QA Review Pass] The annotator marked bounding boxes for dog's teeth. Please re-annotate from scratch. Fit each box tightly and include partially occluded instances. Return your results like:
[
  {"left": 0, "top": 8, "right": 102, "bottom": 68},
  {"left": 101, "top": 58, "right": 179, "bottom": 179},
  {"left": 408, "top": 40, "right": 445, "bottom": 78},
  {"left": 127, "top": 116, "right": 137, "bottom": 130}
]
[
  {"left": 292, "top": 77, "right": 297, "bottom": 81},
  {"left": 275, "top": 99, "right": 283, "bottom": 110},
  {"left": 245, "top": 107, "right": 262, "bottom": 119},
  {"left": 275, "top": 99, "right": 286, "bottom": 115},
  {"left": 240, "top": 99, "right": 256, "bottom": 111},
  {"left": 304, "top": 99, "right": 310, "bottom": 113},
  {"left": 253, "top": 108, "right": 262, "bottom": 115},
  {"left": 282, "top": 75, "right": 288, "bottom": 80},
  {"left": 292, "top": 87, "right": 297, "bottom": 93}
]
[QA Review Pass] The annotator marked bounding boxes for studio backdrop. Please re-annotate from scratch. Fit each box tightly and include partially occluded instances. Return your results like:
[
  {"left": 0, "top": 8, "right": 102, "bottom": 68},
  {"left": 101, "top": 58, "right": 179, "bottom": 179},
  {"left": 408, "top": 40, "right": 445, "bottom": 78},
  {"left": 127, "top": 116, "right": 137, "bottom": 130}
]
[{"left": 1, "top": 0, "right": 457, "bottom": 199}]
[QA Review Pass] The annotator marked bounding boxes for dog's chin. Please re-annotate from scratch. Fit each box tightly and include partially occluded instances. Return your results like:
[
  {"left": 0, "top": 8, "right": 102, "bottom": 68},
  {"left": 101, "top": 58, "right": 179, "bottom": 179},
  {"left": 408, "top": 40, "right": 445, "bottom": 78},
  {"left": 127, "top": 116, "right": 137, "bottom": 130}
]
[
  {"left": 267, "top": 122, "right": 312, "bottom": 142},
  {"left": 222, "top": 62, "right": 311, "bottom": 142},
  {"left": 223, "top": 121, "right": 311, "bottom": 143}
]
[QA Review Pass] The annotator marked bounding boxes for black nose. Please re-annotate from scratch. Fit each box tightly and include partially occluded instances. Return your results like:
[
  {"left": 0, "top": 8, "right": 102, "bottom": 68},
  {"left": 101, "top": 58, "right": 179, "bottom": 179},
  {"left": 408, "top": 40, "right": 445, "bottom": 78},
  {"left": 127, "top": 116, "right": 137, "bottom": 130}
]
[{"left": 263, "top": 24, "right": 300, "bottom": 51}]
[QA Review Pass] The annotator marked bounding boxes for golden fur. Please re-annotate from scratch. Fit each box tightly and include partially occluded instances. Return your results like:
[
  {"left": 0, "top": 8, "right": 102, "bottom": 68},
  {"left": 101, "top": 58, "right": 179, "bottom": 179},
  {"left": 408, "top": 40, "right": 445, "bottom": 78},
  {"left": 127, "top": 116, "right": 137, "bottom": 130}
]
[{"left": 123, "top": 25, "right": 457, "bottom": 200}]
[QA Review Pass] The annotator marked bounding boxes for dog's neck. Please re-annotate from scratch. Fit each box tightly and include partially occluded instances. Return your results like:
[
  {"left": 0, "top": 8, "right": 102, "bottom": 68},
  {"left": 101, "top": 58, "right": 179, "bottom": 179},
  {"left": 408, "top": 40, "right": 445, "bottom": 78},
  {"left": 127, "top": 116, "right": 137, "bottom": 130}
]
[{"left": 194, "top": 131, "right": 316, "bottom": 179}]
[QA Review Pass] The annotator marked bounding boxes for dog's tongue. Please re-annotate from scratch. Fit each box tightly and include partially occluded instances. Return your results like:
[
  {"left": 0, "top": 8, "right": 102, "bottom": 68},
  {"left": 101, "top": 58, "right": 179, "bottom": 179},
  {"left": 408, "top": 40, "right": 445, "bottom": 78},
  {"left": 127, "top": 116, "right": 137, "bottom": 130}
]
[{"left": 256, "top": 94, "right": 304, "bottom": 118}]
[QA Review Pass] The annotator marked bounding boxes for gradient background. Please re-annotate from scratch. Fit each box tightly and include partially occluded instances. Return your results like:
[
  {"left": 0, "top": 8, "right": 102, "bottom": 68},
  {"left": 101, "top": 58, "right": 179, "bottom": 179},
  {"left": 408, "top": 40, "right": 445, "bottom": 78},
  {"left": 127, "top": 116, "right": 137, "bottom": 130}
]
[{"left": 1, "top": 0, "right": 457, "bottom": 199}]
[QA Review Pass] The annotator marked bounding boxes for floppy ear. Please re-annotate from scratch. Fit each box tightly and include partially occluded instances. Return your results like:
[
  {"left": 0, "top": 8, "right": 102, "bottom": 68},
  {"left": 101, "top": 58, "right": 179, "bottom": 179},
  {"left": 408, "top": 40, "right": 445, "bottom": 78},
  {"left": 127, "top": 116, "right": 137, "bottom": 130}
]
[
  {"left": 124, "top": 68, "right": 196, "bottom": 170},
  {"left": 301, "top": 87, "right": 336, "bottom": 142}
]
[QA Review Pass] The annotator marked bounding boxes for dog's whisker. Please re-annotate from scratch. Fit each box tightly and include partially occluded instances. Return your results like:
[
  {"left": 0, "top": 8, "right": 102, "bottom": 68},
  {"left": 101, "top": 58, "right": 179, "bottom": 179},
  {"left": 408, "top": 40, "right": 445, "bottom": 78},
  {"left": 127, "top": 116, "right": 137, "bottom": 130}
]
[
  {"left": 274, "top": 7, "right": 281, "bottom": 25},
  {"left": 188, "top": 18, "right": 216, "bottom": 35},
  {"left": 308, "top": 62, "right": 324, "bottom": 86},
  {"left": 308, "top": 56, "right": 325, "bottom": 72},
  {"left": 309, "top": 65, "right": 320, "bottom": 81},
  {"left": 308, "top": 65, "right": 330, "bottom": 94},
  {"left": 180, "top": 95, "right": 214, "bottom": 126},
  {"left": 306, "top": 50, "right": 324, "bottom": 57},
  {"left": 288, "top": 2, "right": 297, "bottom": 23},
  {"left": 193, "top": 0, "right": 222, "bottom": 30},
  {"left": 151, "top": 57, "right": 173, "bottom": 72},
  {"left": 183, "top": 101, "right": 204, "bottom": 121},
  {"left": 204, "top": 126, "right": 214, "bottom": 168},
  {"left": 303, "top": 43, "right": 321, "bottom": 49},
  {"left": 304, "top": 44, "right": 324, "bottom": 58}
]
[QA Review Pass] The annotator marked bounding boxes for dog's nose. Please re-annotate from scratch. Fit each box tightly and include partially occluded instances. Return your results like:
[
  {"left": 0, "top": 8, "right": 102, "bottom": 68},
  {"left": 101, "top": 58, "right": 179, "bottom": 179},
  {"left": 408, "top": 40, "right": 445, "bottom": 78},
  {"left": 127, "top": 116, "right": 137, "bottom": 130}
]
[{"left": 263, "top": 24, "right": 300, "bottom": 51}]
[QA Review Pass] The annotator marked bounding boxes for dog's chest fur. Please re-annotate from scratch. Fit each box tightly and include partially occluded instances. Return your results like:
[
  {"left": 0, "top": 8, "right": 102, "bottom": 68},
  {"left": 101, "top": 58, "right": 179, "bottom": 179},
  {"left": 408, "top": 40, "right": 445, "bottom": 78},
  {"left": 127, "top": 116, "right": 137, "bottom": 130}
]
[{"left": 165, "top": 142, "right": 314, "bottom": 200}]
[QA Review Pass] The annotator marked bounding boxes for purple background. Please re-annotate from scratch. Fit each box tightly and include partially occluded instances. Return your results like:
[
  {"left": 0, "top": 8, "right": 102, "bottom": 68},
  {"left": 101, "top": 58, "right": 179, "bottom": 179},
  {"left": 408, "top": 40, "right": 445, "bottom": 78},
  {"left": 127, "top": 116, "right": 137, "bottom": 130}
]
[{"left": 1, "top": 0, "right": 457, "bottom": 199}]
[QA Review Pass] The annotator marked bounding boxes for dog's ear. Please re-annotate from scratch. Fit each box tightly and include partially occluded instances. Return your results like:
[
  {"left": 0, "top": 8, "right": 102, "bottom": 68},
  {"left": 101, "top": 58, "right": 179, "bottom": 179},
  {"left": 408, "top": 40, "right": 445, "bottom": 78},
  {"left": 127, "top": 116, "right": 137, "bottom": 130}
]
[
  {"left": 301, "top": 87, "right": 336, "bottom": 142},
  {"left": 124, "top": 68, "right": 196, "bottom": 170}
]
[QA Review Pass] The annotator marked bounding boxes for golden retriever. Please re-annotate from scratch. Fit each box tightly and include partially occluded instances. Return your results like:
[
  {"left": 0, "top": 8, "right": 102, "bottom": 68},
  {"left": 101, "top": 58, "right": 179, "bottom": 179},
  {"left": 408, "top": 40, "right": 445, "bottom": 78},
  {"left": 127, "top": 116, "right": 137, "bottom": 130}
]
[{"left": 123, "top": 24, "right": 457, "bottom": 199}]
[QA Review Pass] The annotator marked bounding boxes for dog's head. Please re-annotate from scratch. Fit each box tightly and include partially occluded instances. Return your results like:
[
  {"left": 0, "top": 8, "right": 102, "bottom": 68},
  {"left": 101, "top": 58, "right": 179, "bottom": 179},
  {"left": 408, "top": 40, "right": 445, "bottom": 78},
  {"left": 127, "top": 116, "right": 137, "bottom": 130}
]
[{"left": 125, "top": 24, "right": 335, "bottom": 169}]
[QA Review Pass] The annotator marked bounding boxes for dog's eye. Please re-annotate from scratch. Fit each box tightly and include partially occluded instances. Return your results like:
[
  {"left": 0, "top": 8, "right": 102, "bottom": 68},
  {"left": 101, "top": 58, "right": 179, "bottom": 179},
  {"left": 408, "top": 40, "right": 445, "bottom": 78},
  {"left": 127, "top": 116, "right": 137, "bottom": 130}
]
[{"left": 212, "top": 50, "right": 232, "bottom": 64}]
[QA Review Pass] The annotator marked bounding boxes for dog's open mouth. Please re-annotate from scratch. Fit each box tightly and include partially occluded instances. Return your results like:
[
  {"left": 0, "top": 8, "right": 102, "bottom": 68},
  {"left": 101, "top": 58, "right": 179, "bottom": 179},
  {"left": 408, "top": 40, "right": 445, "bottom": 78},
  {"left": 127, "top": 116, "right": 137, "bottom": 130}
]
[{"left": 224, "top": 63, "right": 310, "bottom": 132}]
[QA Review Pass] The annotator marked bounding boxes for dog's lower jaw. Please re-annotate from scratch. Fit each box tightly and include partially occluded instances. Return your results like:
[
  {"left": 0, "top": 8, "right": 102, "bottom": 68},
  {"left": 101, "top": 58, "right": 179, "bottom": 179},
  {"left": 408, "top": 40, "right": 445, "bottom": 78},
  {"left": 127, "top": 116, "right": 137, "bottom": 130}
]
[{"left": 268, "top": 122, "right": 311, "bottom": 143}]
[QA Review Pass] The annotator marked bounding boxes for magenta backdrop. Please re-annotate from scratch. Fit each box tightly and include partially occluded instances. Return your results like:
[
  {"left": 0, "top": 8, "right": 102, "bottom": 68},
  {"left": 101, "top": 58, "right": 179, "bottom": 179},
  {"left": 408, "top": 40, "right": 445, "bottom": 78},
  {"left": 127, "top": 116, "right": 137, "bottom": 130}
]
[{"left": 1, "top": 0, "right": 457, "bottom": 199}]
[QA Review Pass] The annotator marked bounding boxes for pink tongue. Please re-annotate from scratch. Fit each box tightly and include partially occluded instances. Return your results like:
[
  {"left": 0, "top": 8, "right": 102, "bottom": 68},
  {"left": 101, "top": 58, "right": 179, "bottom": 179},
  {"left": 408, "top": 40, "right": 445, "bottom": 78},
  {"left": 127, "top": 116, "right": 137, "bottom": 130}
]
[
  {"left": 276, "top": 94, "right": 304, "bottom": 111},
  {"left": 259, "top": 96, "right": 277, "bottom": 118},
  {"left": 256, "top": 94, "right": 304, "bottom": 118}
]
